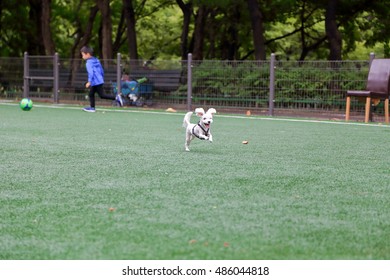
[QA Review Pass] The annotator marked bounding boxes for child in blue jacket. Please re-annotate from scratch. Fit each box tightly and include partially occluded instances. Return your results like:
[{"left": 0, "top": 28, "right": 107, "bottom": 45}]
[{"left": 80, "top": 46, "right": 123, "bottom": 112}]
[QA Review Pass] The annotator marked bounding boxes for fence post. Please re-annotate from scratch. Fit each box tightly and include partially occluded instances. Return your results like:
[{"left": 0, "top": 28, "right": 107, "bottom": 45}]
[
  {"left": 53, "top": 53, "right": 59, "bottom": 103},
  {"left": 187, "top": 53, "right": 192, "bottom": 112},
  {"left": 117, "top": 53, "right": 121, "bottom": 97},
  {"left": 23, "top": 52, "right": 29, "bottom": 98},
  {"left": 269, "top": 53, "right": 276, "bottom": 116},
  {"left": 369, "top": 52, "right": 375, "bottom": 66}
]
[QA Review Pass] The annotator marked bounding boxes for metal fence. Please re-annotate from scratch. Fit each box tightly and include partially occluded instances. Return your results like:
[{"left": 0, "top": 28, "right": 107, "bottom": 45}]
[{"left": 0, "top": 53, "right": 382, "bottom": 121}]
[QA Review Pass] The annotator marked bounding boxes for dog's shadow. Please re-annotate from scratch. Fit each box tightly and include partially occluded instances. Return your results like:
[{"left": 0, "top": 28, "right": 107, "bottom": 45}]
[{"left": 176, "top": 142, "right": 226, "bottom": 155}]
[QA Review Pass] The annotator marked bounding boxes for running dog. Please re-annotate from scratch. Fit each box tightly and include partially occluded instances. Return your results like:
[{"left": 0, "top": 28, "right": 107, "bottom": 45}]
[{"left": 183, "top": 108, "right": 216, "bottom": 151}]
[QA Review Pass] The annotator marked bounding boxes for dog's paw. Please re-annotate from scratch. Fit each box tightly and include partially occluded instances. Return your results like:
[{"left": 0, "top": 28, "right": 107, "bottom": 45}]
[{"left": 185, "top": 148, "right": 190, "bottom": 152}]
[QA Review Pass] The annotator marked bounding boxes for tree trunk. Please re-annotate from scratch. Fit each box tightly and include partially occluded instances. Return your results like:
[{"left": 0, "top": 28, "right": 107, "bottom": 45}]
[
  {"left": 123, "top": 0, "right": 139, "bottom": 62},
  {"left": 41, "top": 0, "right": 55, "bottom": 55},
  {"left": 325, "top": 0, "right": 342, "bottom": 60},
  {"left": 192, "top": 5, "right": 208, "bottom": 60},
  {"left": 227, "top": 7, "right": 240, "bottom": 60},
  {"left": 246, "top": 0, "right": 266, "bottom": 60},
  {"left": 176, "top": 0, "right": 192, "bottom": 60},
  {"left": 27, "top": 0, "right": 45, "bottom": 54},
  {"left": 207, "top": 9, "right": 218, "bottom": 59},
  {"left": 97, "top": 0, "right": 113, "bottom": 62},
  {"left": 72, "top": 4, "right": 99, "bottom": 59},
  {"left": 113, "top": 9, "right": 126, "bottom": 54},
  {"left": 70, "top": 4, "right": 99, "bottom": 86}
]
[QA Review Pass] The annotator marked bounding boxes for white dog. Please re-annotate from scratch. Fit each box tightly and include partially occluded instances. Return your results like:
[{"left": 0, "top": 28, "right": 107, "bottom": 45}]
[{"left": 183, "top": 108, "right": 216, "bottom": 151}]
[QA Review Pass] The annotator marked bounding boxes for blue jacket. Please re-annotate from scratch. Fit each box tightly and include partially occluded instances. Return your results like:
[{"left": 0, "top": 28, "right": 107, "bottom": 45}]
[{"left": 86, "top": 57, "right": 104, "bottom": 86}]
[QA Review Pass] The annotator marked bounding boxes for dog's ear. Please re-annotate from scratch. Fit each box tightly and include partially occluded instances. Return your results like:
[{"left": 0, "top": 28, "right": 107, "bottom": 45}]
[
  {"left": 206, "top": 108, "right": 216, "bottom": 115},
  {"left": 195, "top": 108, "right": 205, "bottom": 117}
]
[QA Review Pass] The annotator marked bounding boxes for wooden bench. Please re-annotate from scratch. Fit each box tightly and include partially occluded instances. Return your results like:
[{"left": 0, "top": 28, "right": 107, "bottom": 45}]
[
  {"left": 129, "top": 69, "right": 183, "bottom": 92},
  {"left": 28, "top": 68, "right": 182, "bottom": 91},
  {"left": 28, "top": 69, "right": 81, "bottom": 87}
]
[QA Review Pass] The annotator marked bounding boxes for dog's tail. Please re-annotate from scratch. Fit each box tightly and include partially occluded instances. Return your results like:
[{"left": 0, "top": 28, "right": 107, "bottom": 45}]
[{"left": 183, "top": 112, "right": 193, "bottom": 128}]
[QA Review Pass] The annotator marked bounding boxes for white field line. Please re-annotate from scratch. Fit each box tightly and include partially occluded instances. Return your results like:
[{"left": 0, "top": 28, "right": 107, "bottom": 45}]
[{"left": 1, "top": 102, "right": 390, "bottom": 128}]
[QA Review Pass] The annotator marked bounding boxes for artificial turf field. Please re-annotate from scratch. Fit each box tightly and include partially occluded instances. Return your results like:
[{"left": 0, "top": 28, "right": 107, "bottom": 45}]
[{"left": 1, "top": 102, "right": 389, "bottom": 260}]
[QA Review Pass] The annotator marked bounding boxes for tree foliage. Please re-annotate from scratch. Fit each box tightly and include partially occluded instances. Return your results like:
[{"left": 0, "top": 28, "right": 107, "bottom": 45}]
[{"left": 0, "top": 0, "right": 390, "bottom": 60}]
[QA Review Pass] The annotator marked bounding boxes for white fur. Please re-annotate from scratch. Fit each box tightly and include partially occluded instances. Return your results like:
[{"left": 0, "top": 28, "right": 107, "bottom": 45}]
[{"left": 182, "top": 108, "right": 216, "bottom": 151}]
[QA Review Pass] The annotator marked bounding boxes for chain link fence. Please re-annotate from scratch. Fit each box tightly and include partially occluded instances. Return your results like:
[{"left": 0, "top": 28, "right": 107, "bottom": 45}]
[{"left": 0, "top": 54, "right": 382, "bottom": 121}]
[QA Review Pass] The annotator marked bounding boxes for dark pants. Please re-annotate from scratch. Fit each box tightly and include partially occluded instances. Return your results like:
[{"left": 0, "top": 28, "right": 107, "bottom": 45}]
[{"left": 89, "top": 84, "right": 115, "bottom": 108}]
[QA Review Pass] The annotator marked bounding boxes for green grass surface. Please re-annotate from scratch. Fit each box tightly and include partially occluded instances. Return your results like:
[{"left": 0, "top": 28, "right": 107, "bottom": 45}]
[{"left": 1, "top": 103, "right": 389, "bottom": 260}]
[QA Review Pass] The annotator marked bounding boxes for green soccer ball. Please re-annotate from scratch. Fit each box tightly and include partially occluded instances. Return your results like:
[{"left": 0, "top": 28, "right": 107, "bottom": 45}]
[{"left": 20, "top": 98, "right": 33, "bottom": 111}]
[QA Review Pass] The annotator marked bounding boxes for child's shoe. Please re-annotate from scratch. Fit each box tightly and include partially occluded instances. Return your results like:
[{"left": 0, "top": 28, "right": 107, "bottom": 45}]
[
  {"left": 116, "top": 94, "right": 124, "bottom": 107},
  {"left": 83, "top": 107, "right": 96, "bottom": 112}
]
